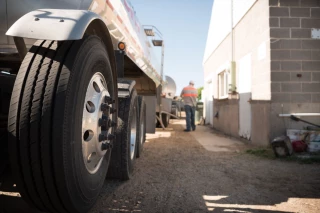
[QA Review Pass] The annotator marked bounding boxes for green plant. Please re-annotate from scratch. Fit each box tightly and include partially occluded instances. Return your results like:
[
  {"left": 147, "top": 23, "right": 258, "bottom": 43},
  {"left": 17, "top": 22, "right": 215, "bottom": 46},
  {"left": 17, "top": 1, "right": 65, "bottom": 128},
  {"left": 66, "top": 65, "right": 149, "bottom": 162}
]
[
  {"left": 246, "top": 149, "right": 275, "bottom": 159},
  {"left": 197, "top": 87, "right": 203, "bottom": 101},
  {"left": 228, "top": 84, "right": 237, "bottom": 93},
  {"left": 246, "top": 148, "right": 320, "bottom": 164}
]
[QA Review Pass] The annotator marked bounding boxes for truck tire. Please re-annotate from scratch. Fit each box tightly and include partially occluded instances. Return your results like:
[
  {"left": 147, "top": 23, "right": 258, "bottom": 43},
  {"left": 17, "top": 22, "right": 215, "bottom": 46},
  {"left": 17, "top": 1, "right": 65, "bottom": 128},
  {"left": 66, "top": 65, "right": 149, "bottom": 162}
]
[
  {"left": 136, "top": 96, "right": 146, "bottom": 158},
  {"left": 161, "top": 113, "right": 170, "bottom": 128},
  {"left": 156, "top": 113, "right": 169, "bottom": 128},
  {"left": 107, "top": 89, "right": 138, "bottom": 180},
  {"left": 0, "top": 127, "right": 8, "bottom": 176},
  {"left": 171, "top": 105, "right": 178, "bottom": 119},
  {"left": 0, "top": 72, "right": 15, "bottom": 176},
  {"left": 7, "top": 36, "right": 116, "bottom": 213}
]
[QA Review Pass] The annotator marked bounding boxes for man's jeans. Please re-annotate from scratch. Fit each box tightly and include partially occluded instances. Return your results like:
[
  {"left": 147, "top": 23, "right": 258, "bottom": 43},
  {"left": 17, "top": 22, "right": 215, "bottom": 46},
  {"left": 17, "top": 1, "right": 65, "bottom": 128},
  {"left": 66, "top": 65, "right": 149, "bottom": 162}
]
[{"left": 184, "top": 105, "right": 195, "bottom": 131}]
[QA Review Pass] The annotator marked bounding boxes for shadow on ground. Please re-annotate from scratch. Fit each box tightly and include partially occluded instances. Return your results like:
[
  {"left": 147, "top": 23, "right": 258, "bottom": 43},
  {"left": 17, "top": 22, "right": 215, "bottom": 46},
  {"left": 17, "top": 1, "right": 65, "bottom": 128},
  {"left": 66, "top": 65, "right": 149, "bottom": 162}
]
[
  {"left": 0, "top": 168, "right": 42, "bottom": 213},
  {"left": 90, "top": 120, "right": 320, "bottom": 213},
  {"left": 1, "top": 120, "right": 320, "bottom": 213}
]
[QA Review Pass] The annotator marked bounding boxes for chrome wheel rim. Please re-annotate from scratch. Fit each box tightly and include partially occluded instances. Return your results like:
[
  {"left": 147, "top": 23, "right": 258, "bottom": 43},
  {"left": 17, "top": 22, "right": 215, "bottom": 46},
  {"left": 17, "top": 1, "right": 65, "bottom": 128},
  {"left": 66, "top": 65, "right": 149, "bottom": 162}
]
[
  {"left": 82, "top": 73, "right": 112, "bottom": 174},
  {"left": 140, "top": 117, "right": 144, "bottom": 146},
  {"left": 130, "top": 105, "right": 137, "bottom": 160}
]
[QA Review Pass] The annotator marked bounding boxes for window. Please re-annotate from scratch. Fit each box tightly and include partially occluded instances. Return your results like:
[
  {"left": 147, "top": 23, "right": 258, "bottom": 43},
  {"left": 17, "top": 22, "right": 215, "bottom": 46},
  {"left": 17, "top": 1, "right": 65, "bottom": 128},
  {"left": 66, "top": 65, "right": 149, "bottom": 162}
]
[{"left": 218, "top": 70, "right": 229, "bottom": 99}]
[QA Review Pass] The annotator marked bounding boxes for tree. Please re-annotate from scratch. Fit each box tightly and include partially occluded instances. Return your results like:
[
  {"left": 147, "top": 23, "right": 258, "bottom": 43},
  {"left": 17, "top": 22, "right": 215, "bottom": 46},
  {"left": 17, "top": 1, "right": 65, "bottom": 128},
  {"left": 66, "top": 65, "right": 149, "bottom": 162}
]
[{"left": 197, "top": 87, "right": 204, "bottom": 101}]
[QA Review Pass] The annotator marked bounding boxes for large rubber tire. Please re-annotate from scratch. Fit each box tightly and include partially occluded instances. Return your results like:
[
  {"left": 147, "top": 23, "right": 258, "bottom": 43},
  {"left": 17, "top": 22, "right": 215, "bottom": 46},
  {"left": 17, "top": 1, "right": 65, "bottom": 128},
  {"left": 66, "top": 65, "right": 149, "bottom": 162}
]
[
  {"left": 171, "top": 105, "right": 178, "bottom": 119},
  {"left": 161, "top": 113, "right": 170, "bottom": 128},
  {"left": 7, "top": 36, "right": 116, "bottom": 213},
  {"left": 107, "top": 89, "right": 138, "bottom": 180},
  {"left": 0, "top": 121, "right": 8, "bottom": 176},
  {"left": 136, "top": 96, "right": 146, "bottom": 158},
  {"left": 0, "top": 73, "right": 15, "bottom": 176}
]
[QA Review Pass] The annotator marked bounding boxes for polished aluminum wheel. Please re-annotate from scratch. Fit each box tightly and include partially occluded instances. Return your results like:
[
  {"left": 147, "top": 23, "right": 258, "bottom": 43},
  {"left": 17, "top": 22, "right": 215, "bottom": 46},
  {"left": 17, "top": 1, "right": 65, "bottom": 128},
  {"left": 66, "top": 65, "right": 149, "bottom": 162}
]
[
  {"left": 140, "top": 116, "right": 145, "bottom": 146},
  {"left": 82, "top": 73, "right": 113, "bottom": 174},
  {"left": 130, "top": 105, "right": 137, "bottom": 160}
]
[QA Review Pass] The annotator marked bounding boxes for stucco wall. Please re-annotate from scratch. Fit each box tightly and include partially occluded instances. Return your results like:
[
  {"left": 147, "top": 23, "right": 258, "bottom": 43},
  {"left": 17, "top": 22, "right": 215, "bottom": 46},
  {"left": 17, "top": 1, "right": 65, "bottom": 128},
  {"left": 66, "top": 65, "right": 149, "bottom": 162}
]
[
  {"left": 213, "top": 99, "right": 239, "bottom": 138},
  {"left": 204, "top": 0, "right": 270, "bottom": 98},
  {"left": 251, "top": 101, "right": 271, "bottom": 145},
  {"left": 203, "top": 0, "right": 257, "bottom": 63}
]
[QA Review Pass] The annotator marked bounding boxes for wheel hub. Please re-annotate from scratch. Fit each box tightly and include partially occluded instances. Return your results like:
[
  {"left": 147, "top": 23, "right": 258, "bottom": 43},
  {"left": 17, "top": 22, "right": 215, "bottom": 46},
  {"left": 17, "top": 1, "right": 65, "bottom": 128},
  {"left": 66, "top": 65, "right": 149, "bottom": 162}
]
[{"left": 82, "top": 73, "right": 114, "bottom": 174}]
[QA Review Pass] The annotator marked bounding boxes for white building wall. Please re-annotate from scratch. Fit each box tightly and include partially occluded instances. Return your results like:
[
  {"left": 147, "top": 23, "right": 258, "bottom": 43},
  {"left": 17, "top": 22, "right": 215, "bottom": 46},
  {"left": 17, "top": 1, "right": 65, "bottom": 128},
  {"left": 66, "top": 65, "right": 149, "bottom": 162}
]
[
  {"left": 203, "top": 0, "right": 270, "bottom": 125},
  {"left": 203, "top": 0, "right": 257, "bottom": 64},
  {"left": 203, "top": 0, "right": 257, "bottom": 125}
]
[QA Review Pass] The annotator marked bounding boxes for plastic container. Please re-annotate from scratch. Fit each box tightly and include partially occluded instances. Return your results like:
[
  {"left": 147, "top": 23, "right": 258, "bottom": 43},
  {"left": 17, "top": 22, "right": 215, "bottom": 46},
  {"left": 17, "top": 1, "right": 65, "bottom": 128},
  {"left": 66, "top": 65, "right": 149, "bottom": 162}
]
[
  {"left": 291, "top": 140, "right": 307, "bottom": 152},
  {"left": 286, "top": 129, "right": 308, "bottom": 141},
  {"left": 195, "top": 102, "right": 203, "bottom": 123},
  {"left": 308, "top": 142, "right": 320, "bottom": 153},
  {"left": 309, "top": 132, "right": 320, "bottom": 143},
  {"left": 271, "top": 136, "right": 293, "bottom": 157}
]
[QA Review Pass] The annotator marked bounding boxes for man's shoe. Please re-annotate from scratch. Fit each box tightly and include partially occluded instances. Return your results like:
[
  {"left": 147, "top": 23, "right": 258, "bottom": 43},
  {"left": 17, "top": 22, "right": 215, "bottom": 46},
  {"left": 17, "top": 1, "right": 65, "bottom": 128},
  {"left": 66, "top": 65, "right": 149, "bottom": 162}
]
[
  {"left": 192, "top": 127, "right": 196, "bottom": 131},
  {"left": 184, "top": 129, "right": 191, "bottom": 132}
]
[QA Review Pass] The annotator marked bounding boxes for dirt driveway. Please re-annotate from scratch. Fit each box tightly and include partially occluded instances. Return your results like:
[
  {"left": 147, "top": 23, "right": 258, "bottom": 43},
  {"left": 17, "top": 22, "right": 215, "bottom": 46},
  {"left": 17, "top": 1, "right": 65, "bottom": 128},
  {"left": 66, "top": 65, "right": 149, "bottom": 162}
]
[
  {"left": 1, "top": 120, "right": 320, "bottom": 213},
  {"left": 90, "top": 120, "right": 320, "bottom": 213}
]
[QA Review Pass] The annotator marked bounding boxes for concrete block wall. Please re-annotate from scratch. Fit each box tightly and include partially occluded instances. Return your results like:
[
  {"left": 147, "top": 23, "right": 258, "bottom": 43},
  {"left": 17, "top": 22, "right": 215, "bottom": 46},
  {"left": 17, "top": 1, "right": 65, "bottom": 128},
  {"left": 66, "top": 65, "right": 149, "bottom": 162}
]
[
  {"left": 203, "top": 0, "right": 319, "bottom": 145},
  {"left": 270, "top": 0, "right": 320, "bottom": 103},
  {"left": 269, "top": 0, "right": 320, "bottom": 139}
]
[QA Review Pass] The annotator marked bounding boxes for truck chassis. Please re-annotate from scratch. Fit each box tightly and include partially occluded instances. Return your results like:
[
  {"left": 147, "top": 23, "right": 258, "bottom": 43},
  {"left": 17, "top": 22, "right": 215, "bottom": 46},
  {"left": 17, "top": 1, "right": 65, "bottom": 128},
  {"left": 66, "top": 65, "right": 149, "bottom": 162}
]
[{"left": 0, "top": 1, "right": 174, "bottom": 212}]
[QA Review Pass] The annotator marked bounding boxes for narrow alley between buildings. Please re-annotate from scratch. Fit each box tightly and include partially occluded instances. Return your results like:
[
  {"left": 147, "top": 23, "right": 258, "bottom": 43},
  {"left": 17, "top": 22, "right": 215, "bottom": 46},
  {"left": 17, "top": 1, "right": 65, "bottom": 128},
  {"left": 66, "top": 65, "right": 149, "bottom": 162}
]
[{"left": 1, "top": 120, "right": 320, "bottom": 213}]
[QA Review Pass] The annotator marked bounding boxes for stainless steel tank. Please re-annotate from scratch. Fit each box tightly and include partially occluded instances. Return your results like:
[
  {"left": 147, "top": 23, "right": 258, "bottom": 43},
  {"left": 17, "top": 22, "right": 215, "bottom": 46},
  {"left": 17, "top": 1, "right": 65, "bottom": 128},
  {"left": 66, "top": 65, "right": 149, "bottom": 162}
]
[{"left": 162, "top": 75, "right": 176, "bottom": 99}]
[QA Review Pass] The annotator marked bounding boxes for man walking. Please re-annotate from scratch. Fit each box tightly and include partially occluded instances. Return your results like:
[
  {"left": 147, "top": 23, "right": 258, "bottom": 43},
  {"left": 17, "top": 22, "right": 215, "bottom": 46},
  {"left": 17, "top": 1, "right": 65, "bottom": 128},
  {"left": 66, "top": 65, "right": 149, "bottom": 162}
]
[{"left": 180, "top": 81, "right": 198, "bottom": 132}]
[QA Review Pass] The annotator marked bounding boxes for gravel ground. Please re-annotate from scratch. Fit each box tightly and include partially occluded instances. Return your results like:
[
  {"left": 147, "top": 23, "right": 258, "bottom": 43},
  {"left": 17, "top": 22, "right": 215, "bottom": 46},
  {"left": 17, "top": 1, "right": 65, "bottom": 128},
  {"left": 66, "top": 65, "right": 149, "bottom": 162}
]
[
  {"left": 90, "top": 120, "right": 320, "bottom": 213},
  {"left": 1, "top": 120, "right": 320, "bottom": 213}
]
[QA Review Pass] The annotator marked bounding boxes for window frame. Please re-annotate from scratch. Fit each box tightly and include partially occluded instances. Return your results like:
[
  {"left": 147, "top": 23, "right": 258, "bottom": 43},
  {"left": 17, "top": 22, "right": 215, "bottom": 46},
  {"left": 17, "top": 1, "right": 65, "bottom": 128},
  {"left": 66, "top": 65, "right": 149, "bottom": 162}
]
[{"left": 218, "top": 70, "right": 229, "bottom": 99}]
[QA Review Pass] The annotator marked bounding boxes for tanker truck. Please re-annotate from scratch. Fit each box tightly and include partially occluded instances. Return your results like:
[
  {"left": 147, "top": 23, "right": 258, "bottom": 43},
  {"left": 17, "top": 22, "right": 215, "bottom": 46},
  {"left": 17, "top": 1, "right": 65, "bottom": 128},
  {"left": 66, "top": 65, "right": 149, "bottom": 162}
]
[
  {"left": 158, "top": 75, "right": 179, "bottom": 127},
  {"left": 0, "top": 0, "right": 175, "bottom": 212}
]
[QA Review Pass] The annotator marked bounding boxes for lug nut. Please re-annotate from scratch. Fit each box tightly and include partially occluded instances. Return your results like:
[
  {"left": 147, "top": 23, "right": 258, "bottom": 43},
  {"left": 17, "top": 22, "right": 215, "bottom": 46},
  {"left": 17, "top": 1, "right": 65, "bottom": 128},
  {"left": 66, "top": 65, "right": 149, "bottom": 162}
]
[
  {"left": 99, "top": 133, "right": 106, "bottom": 142},
  {"left": 101, "top": 103, "right": 110, "bottom": 111},
  {"left": 101, "top": 142, "right": 113, "bottom": 151},
  {"left": 107, "top": 119, "right": 117, "bottom": 128},
  {"left": 111, "top": 121, "right": 117, "bottom": 127},
  {"left": 105, "top": 96, "right": 115, "bottom": 104},
  {"left": 99, "top": 115, "right": 109, "bottom": 127},
  {"left": 98, "top": 118, "right": 104, "bottom": 127},
  {"left": 107, "top": 134, "right": 115, "bottom": 140},
  {"left": 100, "top": 118, "right": 113, "bottom": 128},
  {"left": 107, "top": 119, "right": 112, "bottom": 128},
  {"left": 110, "top": 108, "right": 117, "bottom": 114},
  {"left": 99, "top": 133, "right": 115, "bottom": 141}
]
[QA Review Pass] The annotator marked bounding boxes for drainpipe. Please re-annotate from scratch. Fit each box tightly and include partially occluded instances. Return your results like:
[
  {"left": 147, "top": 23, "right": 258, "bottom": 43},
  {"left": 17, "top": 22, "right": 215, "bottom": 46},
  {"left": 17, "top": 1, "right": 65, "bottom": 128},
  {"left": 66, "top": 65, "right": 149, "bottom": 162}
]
[
  {"left": 231, "top": 0, "right": 234, "bottom": 62},
  {"left": 230, "top": 0, "right": 236, "bottom": 93}
]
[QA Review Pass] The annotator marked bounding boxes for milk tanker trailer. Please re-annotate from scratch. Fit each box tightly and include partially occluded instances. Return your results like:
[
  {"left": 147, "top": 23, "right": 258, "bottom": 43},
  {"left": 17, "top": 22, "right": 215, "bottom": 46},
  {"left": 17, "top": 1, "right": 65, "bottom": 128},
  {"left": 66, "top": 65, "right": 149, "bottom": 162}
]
[{"left": 0, "top": 0, "right": 176, "bottom": 212}]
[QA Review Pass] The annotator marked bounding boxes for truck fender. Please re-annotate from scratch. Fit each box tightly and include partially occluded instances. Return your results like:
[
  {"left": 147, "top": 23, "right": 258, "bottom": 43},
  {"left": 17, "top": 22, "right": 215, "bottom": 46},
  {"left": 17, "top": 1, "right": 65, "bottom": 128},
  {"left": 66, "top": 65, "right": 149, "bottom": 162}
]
[
  {"left": 6, "top": 9, "right": 118, "bottom": 103},
  {"left": 7, "top": 9, "right": 102, "bottom": 41}
]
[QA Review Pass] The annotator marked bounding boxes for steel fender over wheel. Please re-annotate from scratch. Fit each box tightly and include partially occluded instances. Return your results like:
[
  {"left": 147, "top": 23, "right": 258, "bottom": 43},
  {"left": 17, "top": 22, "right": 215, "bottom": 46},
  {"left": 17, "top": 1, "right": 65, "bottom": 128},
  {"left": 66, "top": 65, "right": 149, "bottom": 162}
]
[
  {"left": 107, "top": 89, "right": 138, "bottom": 180},
  {"left": 7, "top": 36, "right": 117, "bottom": 213},
  {"left": 136, "top": 96, "right": 146, "bottom": 158}
]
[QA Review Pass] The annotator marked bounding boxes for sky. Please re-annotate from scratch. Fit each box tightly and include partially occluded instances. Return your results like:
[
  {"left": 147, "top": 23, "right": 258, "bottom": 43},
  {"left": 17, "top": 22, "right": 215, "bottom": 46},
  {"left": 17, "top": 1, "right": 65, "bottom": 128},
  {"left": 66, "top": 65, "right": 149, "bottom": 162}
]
[{"left": 132, "top": 0, "right": 213, "bottom": 95}]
